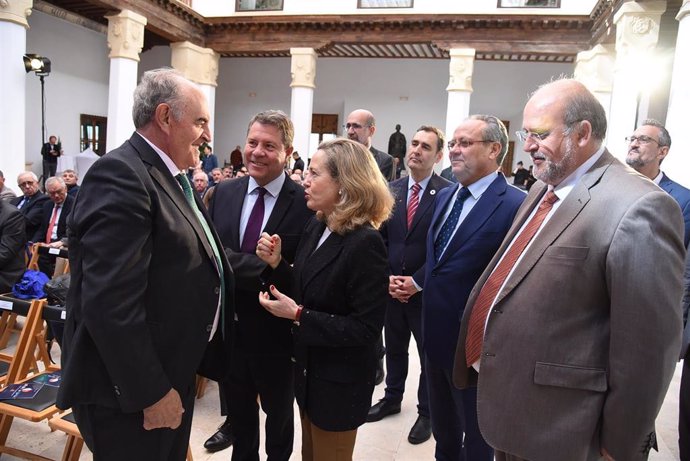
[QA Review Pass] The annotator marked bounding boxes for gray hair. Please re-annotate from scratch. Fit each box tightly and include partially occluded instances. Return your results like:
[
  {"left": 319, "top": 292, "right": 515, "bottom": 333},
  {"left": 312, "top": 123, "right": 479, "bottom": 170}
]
[
  {"left": 641, "top": 119, "right": 671, "bottom": 147},
  {"left": 45, "top": 176, "right": 66, "bottom": 190},
  {"left": 132, "top": 68, "right": 186, "bottom": 129},
  {"left": 17, "top": 171, "right": 39, "bottom": 183},
  {"left": 469, "top": 115, "right": 509, "bottom": 166}
]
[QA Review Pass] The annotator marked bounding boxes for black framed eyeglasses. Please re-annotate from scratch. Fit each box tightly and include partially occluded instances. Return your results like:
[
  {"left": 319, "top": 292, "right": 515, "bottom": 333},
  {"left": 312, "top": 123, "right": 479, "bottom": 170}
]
[{"left": 625, "top": 135, "right": 661, "bottom": 145}]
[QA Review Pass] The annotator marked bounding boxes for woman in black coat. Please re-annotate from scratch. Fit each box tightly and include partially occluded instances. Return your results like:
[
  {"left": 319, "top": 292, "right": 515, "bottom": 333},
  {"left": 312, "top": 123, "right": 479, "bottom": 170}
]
[{"left": 257, "top": 138, "right": 393, "bottom": 460}]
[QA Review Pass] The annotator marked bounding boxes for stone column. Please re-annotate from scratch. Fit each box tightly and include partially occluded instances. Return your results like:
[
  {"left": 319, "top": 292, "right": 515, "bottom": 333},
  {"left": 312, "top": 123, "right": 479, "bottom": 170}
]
[
  {"left": 171, "top": 41, "right": 220, "bottom": 143},
  {"left": 607, "top": 1, "right": 666, "bottom": 161},
  {"left": 290, "top": 48, "right": 316, "bottom": 162},
  {"left": 443, "top": 48, "right": 475, "bottom": 170},
  {"left": 574, "top": 44, "right": 615, "bottom": 128},
  {"left": 663, "top": 0, "right": 690, "bottom": 187},
  {"left": 0, "top": 0, "right": 32, "bottom": 185},
  {"left": 105, "top": 9, "right": 146, "bottom": 152}
]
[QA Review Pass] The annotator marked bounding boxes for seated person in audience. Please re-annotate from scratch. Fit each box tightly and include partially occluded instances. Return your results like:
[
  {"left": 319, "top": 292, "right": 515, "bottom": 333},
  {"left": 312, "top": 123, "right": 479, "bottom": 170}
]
[
  {"left": 62, "top": 169, "right": 80, "bottom": 197},
  {"left": 0, "top": 170, "right": 17, "bottom": 202},
  {"left": 10, "top": 171, "right": 49, "bottom": 241},
  {"left": 33, "top": 177, "right": 74, "bottom": 276},
  {"left": 193, "top": 169, "right": 209, "bottom": 198},
  {"left": 210, "top": 167, "right": 223, "bottom": 186},
  {"left": 0, "top": 199, "right": 27, "bottom": 293}
]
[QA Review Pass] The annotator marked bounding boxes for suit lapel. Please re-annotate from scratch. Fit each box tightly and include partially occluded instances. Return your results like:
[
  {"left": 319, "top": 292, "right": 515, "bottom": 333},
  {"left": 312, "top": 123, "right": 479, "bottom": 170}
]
[
  {"left": 300, "top": 229, "right": 344, "bottom": 291},
  {"left": 224, "top": 177, "right": 249, "bottom": 251},
  {"left": 436, "top": 175, "right": 506, "bottom": 267},
  {"left": 130, "top": 134, "right": 216, "bottom": 263},
  {"left": 493, "top": 151, "right": 615, "bottom": 307},
  {"left": 264, "top": 174, "right": 298, "bottom": 235},
  {"left": 390, "top": 180, "right": 408, "bottom": 237},
  {"left": 408, "top": 173, "right": 443, "bottom": 237}
]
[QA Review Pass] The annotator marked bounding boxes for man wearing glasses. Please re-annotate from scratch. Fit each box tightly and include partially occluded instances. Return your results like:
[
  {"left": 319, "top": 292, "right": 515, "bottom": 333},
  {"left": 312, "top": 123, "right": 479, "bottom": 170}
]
[
  {"left": 422, "top": 115, "right": 525, "bottom": 461},
  {"left": 453, "top": 79, "right": 684, "bottom": 461},
  {"left": 10, "top": 171, "right": 49, "bottom": 241},
  {"left": 345, "top": 109, "right": 395, "bottom": 182},
  {"left": 625, "top": 119, "right": 690, "bottom": 247}
]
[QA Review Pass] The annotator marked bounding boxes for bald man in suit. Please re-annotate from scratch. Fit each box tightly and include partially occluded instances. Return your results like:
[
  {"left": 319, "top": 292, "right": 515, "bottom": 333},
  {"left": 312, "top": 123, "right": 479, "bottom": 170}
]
[{"left": 454, "top": 79, "right": 684, "bottom": 461}]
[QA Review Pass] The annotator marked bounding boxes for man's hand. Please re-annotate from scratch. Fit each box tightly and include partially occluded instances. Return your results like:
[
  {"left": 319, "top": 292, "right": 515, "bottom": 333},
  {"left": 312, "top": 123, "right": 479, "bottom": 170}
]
[
  {"left": 142, "top": 388, "right": 184, "bottom": 430},
  {"left": 389, "top": 275, "right": 420, "bottom": 303}
]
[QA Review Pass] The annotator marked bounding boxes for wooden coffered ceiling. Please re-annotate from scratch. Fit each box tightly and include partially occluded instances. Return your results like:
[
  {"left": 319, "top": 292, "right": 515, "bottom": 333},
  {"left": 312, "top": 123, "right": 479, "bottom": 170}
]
[{"left": 38, "top": 0, "right": 682, "bottom": 62}]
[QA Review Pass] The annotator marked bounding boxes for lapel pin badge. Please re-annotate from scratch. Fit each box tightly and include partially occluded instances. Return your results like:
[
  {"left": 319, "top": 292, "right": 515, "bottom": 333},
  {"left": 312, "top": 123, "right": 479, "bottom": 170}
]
[{"left": 430, "top": 190, "right": 436, "bottom": 195}]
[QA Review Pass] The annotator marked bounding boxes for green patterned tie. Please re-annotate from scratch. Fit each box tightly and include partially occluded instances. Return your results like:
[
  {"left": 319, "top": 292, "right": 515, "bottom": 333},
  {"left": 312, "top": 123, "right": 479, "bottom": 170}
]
[{"left": 176, "top": 173, "right": 225, "bottom": 338}]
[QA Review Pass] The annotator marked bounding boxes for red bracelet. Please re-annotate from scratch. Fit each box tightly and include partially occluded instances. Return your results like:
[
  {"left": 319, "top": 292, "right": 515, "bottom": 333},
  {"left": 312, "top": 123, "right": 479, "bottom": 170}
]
[{"left": 295, "top": 305, "right": 303, "bottom": 322}]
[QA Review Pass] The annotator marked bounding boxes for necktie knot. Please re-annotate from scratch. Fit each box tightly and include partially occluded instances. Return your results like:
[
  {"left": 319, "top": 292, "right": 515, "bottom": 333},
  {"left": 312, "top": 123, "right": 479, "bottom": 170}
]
[
  {"left": 256, "top": 187, "right": 267, "bottom": 198},
  {"left": 543, "top": 190, "right": 558, "bottom": 205},
  {"left": 458, "top": 187, "right": 472, "bottom": 203},
  {"left": 411, "top": 183, "right": 421, "bottom": 194}
]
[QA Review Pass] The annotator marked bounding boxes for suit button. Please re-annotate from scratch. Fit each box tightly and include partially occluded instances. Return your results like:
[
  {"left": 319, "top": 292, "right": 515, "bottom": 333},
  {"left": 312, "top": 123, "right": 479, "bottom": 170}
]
[
  {"left": 303, "top": 369, "right": 307, "bottom": 377},
  {"left": 113, "top": 385, "right": 121, "bottom": 396},
  {"left": 290, "top": 357, "right": 296, "bottom": 363},
  {"left": 206, "top": 324, "right": 213, "bottom": 332},
  {"left": 214, "top": 287, "right": 220, "bottom": 295}
]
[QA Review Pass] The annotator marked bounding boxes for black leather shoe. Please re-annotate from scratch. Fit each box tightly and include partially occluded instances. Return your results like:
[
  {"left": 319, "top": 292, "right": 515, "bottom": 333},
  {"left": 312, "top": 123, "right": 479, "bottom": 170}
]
[
  {"left": 375, "top": 358, "right": 385, "bottom": 385},
  {"left": 366, "top": 398, "right": 401, "bottom": 422},
  {"left": 204, "top": 419, "right": 234, "bottom": 453},
  {"left": 408, "top": 415, "right": 432, "bottom": 444}
]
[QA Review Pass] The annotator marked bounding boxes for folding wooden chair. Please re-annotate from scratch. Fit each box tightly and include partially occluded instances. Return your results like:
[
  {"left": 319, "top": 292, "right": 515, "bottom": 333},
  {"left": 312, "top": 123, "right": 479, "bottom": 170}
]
[{"left": 0, "top": 297, "right": 64, "bottom": 460}]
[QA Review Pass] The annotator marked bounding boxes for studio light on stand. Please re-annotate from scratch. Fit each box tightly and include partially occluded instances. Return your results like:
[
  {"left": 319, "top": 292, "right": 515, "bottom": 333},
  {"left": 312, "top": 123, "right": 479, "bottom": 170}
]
[{"left": 23, "top": 54, "right": 51, "bottom": 146}]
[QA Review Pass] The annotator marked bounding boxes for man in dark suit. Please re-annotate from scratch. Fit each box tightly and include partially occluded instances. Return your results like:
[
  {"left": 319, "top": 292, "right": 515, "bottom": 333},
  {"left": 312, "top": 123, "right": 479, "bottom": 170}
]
[
  {"left": 57, "top": 68, "right": 234, "bottom": 461},
  {"left": 454, "top": 80, "right": 683, "bottom": 461},
  {"left": 291, "top": 151, "right": 305, "bottom": 173},
  {"left": 346, "top": 109, "right": 395, "bottom": 181},
  {"left": 41, "top": 135, "right": 62, "bottom": 186},
  {"left": 422, "top": 115, "right": 525, "bottom": 461},
  {"left": 625, "top": 119, "right": 690, "bottom": 247},
  {"left": 680, "top": 248, "right": 690, "bottom": 460},
  {"left": 62, "top": 169, "right": 80, "bottom": 197},
  {"left": 440, "top": 165, "right": 458, "bottom": 183},
  {"left": 32, "top": 176, "right": 74, "bottom": 275},
  {"left": 10, "top": 171, "right": 49, "bottom": 241},
  {"left": 367, "top": 125, "right": 451, "bottom": 445},
  {"left": 0, "top": 200, "right": 26, "bottom": 293},
  {"left": 206, "top": 110, "right": 313, "bottom": 458}
]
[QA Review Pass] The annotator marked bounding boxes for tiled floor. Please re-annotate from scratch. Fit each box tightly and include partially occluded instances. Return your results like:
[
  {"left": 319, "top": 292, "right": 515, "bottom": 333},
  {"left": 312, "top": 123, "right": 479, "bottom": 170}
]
[{"left": 5, "top": 346, "right": 685, "bottom": 460}]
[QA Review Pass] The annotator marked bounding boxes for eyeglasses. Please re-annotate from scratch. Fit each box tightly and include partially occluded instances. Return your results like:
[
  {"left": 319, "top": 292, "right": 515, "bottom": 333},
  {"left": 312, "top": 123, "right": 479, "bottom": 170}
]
[
  {"left": 515, "top": 130, "right": 551, "bottom": 143},
  {"left": 343, "top": 123, "right": 369, "bottom": 130},
  {"left": 447, "top": 139, "right": 493, "bottom": 150},
  {"left": 625, "top": 135, "right": 661, "bottom": 145}
]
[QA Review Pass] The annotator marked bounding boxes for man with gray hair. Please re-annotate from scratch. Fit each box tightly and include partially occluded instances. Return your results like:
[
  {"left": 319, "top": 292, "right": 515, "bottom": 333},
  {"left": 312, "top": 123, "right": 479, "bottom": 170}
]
[
  {"left": 57, "top": 68, "right": 235, "bottom": 461},
  {"left": 625, "top": 119, "right": 690, "bottom": 247},
  {"left": 33, "top": 176, "right": 74, "bottom": 274},
  {"left": 10, "top": 171, "right": 48, "bottom": 241}
]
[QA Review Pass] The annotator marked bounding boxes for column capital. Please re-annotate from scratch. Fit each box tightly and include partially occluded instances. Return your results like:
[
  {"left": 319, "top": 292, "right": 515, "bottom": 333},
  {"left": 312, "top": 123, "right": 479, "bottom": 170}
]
[
  {"left": 0, "top": 0, "right": 33, "bottom": 28},
  {"left": 171, "top": 41, "right": 220, "bottom": 87},
  {"left": 290, "top": 48, "right": 317, "bottom": 89},
  {"left": 447, "top": 48, "right": 475, "bottom": 92},
  {"left": 105, "top": 9, "right": 147, "bottom": 62},
  {"left": 574, "top": 44, "right": 615, "bottom": 93},
  {"left": 678, "top": 0, "right": 690, "bottom": 22},
  {"left": 613, "top": 1, "right": 666, "bottom": 57}
]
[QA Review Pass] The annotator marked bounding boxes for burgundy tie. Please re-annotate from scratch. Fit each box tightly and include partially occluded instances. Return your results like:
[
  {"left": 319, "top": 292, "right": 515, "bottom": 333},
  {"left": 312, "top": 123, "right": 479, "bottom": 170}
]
[
  {"left": 240, "top": 187, "right": 267, "bottom": 253},
  {"left": 465, "top": 190, "right": 559, "bottom": 366},
  {"left": 407, "top": 183, "right": 421, "bottom": 230}
]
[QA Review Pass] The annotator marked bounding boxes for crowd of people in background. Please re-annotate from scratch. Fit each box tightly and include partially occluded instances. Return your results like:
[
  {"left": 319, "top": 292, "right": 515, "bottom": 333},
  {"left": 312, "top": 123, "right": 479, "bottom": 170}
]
[{"left": 1, "top": 68, "right": 690, "bottom": 461}]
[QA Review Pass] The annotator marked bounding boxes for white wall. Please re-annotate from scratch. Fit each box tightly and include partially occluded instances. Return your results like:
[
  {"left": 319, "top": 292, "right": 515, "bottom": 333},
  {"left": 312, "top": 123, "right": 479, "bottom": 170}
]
[
  {"left": 211, "top": 56, "right": 571, "bottom": 169},
  {"left": 25, "top": 10, "right": 109, "bottom": 175}
]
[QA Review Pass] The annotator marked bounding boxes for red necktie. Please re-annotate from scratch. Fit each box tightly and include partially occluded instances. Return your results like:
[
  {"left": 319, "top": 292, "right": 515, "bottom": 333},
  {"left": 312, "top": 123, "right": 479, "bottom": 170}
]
[
  {"left": 465, "top": 190, "right": 559, "bottom": 366},
  {"left": 45, "top": 205, "right": 60, "bottom": 243},
  {"left": 407, "top": 183, "right": 421, "bottom": 230}
]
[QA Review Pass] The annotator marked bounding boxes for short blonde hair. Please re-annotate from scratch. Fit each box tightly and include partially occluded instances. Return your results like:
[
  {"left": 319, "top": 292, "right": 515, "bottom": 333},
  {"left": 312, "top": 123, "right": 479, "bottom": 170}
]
[{"left": 316, "top": 138, "right": 393, "bottom": 234}]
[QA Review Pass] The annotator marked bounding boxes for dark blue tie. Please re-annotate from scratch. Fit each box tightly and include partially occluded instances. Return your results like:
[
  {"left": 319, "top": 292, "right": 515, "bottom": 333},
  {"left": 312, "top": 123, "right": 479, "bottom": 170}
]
[{"left": 434, "top": 187, "right": 472, "bottom": 261}]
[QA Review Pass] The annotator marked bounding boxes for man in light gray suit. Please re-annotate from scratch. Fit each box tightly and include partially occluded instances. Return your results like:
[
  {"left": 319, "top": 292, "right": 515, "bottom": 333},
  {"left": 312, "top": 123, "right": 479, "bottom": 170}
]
[{"left": 453, "top": 79, "right": 685, "bottom": 461}]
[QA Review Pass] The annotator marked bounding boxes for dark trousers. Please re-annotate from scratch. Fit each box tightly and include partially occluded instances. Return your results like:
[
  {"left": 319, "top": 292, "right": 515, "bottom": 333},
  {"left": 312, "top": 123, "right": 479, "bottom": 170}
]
[
  {"left": 72, "top": 387, "right": 195, "bottom": 461},
  {"left": 223, "top": 348, "right": 294, "bottom": 461},
  {"left": 42, "top": 159, "right": 57, "bottom": 185},
  {"left": 425, "top": 356, "right": 493, "bottom": 461},
  {"left": 680, "top": 357, "right": 690, "bottom": 460},
  {"left": 383, "top": 299, "right": 428, "bottom": 417}
]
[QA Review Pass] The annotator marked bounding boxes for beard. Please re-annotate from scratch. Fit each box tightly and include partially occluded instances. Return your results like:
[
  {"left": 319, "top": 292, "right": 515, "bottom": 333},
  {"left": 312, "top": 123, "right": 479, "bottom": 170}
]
[
  {"left": 625, "top": 151, "right": 645, "bottom": 169},
  {"left": 534, "top": 137, "right": 577, "bottom": 185}
]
